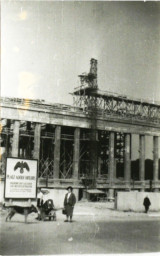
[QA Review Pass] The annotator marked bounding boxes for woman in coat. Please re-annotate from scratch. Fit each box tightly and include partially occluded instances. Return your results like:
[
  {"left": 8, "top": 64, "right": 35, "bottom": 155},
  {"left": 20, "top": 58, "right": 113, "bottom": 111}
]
[{"left": 64, "top": 186, "right": 76, "bottom": 222}]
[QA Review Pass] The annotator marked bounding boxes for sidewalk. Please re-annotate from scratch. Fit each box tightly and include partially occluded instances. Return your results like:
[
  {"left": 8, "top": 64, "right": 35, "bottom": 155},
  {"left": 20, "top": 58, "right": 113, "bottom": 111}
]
[
  {"left": 73, "top": 200, "right": 160, "bottom": 220},
  {"left": 1, "top": 201, "right": 160, "bottom": 221}
]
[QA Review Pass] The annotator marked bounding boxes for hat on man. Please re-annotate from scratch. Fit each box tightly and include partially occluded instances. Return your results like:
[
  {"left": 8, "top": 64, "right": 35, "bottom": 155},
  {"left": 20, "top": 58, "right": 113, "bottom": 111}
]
[{"left": 67, "top": 186, "right": 73, "bottom": 191}]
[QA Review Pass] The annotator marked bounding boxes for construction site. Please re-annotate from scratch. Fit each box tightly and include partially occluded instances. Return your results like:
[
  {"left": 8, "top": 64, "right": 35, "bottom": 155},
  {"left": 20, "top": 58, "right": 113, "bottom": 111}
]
[{"left": 0, "top": 59, "right": 160, "bottom": 200}]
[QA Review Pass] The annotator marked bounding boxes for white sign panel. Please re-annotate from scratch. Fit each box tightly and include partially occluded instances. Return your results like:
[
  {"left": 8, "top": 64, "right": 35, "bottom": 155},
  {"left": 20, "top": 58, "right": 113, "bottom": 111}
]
[{"left": 5, "top": 158, "right": 38, "bottom": 199}]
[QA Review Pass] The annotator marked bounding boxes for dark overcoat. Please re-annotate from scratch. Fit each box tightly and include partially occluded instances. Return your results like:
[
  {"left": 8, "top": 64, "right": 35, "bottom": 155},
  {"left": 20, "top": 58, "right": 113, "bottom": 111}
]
[
  {"left": 143, "top": 197, "right": 151, "bottom": 207},
  {"left": 64, "top": 192, "right": 76, "bottom": 217}
]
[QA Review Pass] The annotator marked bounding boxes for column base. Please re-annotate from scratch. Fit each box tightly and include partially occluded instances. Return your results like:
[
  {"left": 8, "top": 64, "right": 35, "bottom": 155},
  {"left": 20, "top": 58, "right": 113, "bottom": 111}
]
[
  {"left": 140, "top": 181, "right": 145, "bottom": 191},
  {"left": 108, "top": 188, "right": 115, "bottom": 201},
  {"left": 53, "top": 179, "right": 60, "bottom": 186},
  {"left": 125, "top": 181, "right": 131, "bottom": 191},
  {"left": 73, "top": 179, "right": 79, "bottom": 186},
  {"left": 153, "top": 180, "right": 159, "bottom": 192}
]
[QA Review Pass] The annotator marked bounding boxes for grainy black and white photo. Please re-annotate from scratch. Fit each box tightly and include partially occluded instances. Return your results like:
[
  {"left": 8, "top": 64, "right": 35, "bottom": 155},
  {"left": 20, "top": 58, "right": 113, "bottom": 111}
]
[{"left": 1, "top": 0, "right": 160, "bottom": 255}]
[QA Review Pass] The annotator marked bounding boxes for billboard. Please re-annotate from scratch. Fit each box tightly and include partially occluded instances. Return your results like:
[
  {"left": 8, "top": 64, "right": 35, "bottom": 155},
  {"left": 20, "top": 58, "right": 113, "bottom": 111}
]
[{"left": 5, "top": 157, "right": 38, "bottom": 199}]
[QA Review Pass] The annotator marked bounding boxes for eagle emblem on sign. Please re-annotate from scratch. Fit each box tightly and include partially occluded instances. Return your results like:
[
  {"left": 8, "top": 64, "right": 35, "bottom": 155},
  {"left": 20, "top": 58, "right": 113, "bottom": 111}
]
[{"left": 14, "top": 161, "right": 30, "bottom": 174}]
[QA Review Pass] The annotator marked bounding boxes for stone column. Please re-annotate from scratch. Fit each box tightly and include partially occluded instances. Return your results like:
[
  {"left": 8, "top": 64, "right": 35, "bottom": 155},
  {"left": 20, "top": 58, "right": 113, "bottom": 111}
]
[
  {"left": 11, "top": 120, "right": 20, "bottom": 157},
  {"left": 54, "top": 126, "right": 61, "bottom": 179},
  {"left": 139, "top": 135, "right": 145, "bottom": 191},
  {"left": 124, "top": 134, "right": 131, "bottom": 186},
  {"left": 89, "top": 130, "right": 98, "bottom": 188},
  {"left": 5, "top": 133, "right": 10, "bottom": 156},
  {"left": 5, "top": 119, "right": 11, "bottom": 156},
  {"left": 153, "top": 136, "right": 159, "bottom": 192},
  {"left": 73, "top": 128, "right": 80, "bottom": 180},
  {"left": 97, "top": 157, "right": 101, "bottom": 178},
  {"left": 33, "top": 123, "right": 41, "bottom": 160},
  {"left": 108, "top": 132, "right": 115, "bottom": 199}
]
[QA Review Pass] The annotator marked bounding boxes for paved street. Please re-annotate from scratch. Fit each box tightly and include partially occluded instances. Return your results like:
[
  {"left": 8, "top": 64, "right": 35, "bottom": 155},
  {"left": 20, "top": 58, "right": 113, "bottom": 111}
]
[{"left": 1, "top": 202, "right": 160, "bottom": 255}]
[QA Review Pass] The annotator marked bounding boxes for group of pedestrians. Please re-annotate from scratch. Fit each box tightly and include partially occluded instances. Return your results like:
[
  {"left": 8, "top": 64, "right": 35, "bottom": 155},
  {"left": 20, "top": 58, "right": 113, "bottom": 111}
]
[
  {"left": 37, "top": 187, "right": 152, "bottom": 222},
  {"left": 37, "top": 186, "right": 76, "bottom": 222}
]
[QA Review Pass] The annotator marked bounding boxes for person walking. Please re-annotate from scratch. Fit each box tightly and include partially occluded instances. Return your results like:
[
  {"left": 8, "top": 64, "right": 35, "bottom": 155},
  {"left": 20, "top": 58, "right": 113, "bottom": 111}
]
[
  {"left": 63, "top": 186, "right": 76, "bottom": 222},
  {"left": 143, "top": 196, "right": 151, "bottom": 213}
]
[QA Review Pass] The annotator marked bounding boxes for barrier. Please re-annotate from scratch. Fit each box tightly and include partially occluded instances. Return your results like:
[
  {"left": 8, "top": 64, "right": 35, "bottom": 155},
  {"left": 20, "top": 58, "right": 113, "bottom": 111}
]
[{"left": 116, "top": 191, "right": 160, "bottom": 212}]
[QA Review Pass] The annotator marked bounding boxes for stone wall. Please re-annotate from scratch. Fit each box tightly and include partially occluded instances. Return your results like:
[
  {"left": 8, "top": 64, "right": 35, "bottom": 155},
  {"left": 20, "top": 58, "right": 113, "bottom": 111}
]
[
  {"left": 116, "top": 191, "right": 160, "bottom": 212},
  {"left": 41, "top": 188, "right": 78, "bottom": 208},
  {"left": 0, "top": 180, "right": 78, "bottom": 208}
]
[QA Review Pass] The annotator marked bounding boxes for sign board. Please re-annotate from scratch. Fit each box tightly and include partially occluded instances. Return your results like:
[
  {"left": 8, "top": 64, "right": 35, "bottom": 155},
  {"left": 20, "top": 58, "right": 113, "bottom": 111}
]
[{"left": 5, "top": 157, "right": 38, "bottom": 199}]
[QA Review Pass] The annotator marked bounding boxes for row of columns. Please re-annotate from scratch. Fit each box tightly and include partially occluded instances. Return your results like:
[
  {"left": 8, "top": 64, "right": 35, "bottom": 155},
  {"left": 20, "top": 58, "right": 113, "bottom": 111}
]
[
  {"left": 11, "top": 121, "right": 80, "bottom": 180},
  {"left": 11, "top": 121, "right": 159, "bottom": 185},
  {"left": 139, "top": 135, "right": 159, "bottom": 183},
  {"left": 108, "top": 132, "right": 159, "bottom": 195}
]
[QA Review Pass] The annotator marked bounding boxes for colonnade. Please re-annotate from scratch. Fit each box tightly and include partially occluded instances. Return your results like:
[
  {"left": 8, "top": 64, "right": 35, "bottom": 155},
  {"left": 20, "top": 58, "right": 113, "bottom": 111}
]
[
  {"left": 11, "top": 122, "right": 80, "bottom": 181},
  {"left": 10, "top": 120, "right": 159, "bottom": 190}
]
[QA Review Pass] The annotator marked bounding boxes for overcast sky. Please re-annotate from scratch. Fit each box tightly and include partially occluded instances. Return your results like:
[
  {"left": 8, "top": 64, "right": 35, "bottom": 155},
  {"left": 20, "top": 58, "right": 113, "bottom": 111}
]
[
  {"left": 2, "top": 1, "right": 160, "bottom": 105},
  {"left": 1, "top": 1, "right": 160, "bottom": 160}
]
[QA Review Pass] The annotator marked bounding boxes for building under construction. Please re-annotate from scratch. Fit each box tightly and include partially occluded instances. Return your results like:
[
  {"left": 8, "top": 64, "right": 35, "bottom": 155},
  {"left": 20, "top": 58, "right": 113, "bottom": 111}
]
[{"left": 0, "top": 59, "right": 160, "bottom": 200}]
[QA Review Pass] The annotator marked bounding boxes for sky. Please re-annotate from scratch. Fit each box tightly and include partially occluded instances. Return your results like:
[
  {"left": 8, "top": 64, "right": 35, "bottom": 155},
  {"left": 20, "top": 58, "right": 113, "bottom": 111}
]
[
  {"left": 1, "top": 1, "right": 160, "bottom": 105},
  {"left": 1, "top": 1, "right": 160, "bottom": 160}
]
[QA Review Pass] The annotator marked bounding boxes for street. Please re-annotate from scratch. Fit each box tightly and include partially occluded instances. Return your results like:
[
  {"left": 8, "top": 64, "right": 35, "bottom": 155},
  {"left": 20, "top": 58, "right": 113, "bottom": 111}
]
[{"left": 1, "top": 206, "right": 160, "bottom": 255}]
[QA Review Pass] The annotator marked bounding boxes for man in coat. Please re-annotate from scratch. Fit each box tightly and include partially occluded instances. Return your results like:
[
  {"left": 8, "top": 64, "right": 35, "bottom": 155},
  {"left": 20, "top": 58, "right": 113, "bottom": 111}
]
[
  {"left": 143, "top": 196, "right": 151, "bottom": 213},
  {"left": 64, "top": 186, "right": 76, "bottom": 222}
]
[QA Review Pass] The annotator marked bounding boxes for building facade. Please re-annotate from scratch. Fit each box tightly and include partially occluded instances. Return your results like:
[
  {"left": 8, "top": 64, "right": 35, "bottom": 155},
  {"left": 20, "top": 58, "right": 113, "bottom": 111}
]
[{"left": 1, "top": 59, "right": 160, "bottom": 200}]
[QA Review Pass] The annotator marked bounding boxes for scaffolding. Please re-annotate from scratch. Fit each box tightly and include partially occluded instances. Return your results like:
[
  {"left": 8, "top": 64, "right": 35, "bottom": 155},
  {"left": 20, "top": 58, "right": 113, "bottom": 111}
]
[
  {"left": 72, "top": 59, "right": 99, "bottom": 187},
  {"left": 72, "top": 58, "right": 160, "bottom": 124}
]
